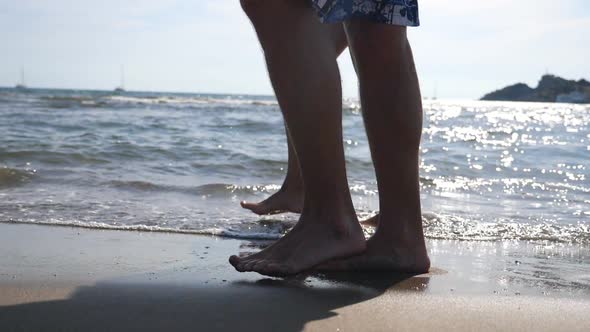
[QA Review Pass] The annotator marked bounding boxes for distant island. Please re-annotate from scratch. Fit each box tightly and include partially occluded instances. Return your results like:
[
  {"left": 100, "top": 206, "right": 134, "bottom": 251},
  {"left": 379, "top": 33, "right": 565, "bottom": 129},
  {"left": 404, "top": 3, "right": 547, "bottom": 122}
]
[{"left": 481, "top": 74, "right": 590, "bottom": 104}]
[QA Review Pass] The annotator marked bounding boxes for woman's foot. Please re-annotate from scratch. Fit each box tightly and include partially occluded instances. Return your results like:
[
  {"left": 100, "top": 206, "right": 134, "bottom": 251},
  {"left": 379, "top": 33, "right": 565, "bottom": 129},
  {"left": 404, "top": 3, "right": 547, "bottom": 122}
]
[
  {"left": 240, "top": 187, "right": 303, "bottom": 215},
  {"left": 230, "top": 203, "right": 366, "bottom": 277}
]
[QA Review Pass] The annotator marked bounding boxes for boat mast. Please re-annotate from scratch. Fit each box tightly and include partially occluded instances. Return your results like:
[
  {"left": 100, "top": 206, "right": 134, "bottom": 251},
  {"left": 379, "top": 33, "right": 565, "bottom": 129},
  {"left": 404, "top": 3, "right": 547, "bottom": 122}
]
[
  {"left": 20, "top": 66, "right": 26, "bottom": 86},
  {"left": 433, "top": 81, "right": 438, "bottom": 100}
]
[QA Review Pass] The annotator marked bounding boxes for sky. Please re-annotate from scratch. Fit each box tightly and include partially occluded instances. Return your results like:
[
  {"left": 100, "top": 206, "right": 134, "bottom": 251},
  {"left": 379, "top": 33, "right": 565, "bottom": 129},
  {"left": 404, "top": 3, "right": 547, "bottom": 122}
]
[{"left": 0, "top": 0, "right": 589, "bottom": 99}]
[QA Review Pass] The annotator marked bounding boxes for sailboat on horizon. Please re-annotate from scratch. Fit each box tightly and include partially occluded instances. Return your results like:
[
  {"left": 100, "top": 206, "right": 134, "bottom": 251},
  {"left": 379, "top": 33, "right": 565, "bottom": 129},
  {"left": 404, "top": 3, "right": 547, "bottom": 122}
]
[
  {"left": 432, "top": 81, "right": 438, "bottom": 100},
  {"left": 114, "top": 65, "right": 126, "bottom": 93},
  {"left": 15, "top": 66, "right": 27, "bottom": 90}
]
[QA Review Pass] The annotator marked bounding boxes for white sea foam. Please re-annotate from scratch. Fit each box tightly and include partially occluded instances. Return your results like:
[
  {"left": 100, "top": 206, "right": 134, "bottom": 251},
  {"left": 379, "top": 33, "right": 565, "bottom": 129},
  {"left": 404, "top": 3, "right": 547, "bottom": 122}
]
[
  {"left": 0, "top": 219, "right": 283, "bottom": 240},
  {"left": 3, "top": 211, "right": 589, "bottom": 244}
]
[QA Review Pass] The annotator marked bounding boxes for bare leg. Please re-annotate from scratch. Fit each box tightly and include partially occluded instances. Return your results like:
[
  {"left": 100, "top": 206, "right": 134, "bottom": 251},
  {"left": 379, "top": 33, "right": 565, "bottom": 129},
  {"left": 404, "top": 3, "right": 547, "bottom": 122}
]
[
  {"left": 321, "top": 20, "right": 430, "bottom": 273},
  {"left": 240, "top": 25, "right": 348, "bottom": 216},
  {"left": 241, "top": 125, "right": 304, "bottom": 215},
  {"left": 229, "top": 0, "right": 365, "bottom": 276}
]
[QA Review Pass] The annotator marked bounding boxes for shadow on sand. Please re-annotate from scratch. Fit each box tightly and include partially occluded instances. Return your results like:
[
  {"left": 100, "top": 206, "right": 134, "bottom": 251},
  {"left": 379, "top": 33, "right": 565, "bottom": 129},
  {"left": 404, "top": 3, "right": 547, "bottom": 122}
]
[{"left": 0, "top": 271, "right": 430, "bottom": 331}]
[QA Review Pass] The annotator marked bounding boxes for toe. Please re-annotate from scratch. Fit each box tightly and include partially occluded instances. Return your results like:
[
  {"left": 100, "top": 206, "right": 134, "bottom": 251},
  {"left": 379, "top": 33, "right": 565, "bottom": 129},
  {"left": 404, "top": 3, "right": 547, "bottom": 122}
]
[
  {"left": 229, "top": 255, "right": 240, "bottom": 268},
  {"left": 251, "top": 260, "right": 267, "bottom": 272},
  {"left": 235, "top": 262, "right": 248, "bottom": 272},
  {"left": 256, "top": 261, "right": 275, "bottom": 276},
  {"left": 257, "top": 262, "right": 279, "bottom": 277},
  {"left": 242, "top": 259, "right": 260, "bottom": 272},
  {"left": 230, "top": 256, "right": 249, "bottom": 272},
  {"left": 241, "top": 199, "right": 287, "bottom": 215},
  {"left": 240, "top": 201, "right": 268, "bottom": 215},
  {"left": 240, "top": 201, "right": 256, "bottom": 210}
]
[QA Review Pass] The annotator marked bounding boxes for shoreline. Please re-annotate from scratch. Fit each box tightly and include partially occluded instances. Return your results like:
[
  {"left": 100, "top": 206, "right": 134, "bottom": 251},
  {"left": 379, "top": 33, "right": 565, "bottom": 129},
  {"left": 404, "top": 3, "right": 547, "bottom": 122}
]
[{"left": 1, "top": 223, "right": 589, "bottom": 331}]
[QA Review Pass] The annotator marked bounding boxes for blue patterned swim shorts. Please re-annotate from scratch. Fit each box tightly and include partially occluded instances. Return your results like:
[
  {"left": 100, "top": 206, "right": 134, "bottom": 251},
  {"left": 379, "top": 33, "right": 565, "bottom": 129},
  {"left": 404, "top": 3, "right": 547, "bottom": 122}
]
[{"left": 311, "top": 0, "right": 419, "bottom": 26}]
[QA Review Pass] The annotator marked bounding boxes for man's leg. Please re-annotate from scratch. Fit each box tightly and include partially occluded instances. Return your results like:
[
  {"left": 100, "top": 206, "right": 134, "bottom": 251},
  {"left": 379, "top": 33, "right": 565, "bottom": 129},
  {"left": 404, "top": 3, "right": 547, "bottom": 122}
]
[
  {"left": 241, "top": 125, "right": 304, "bottom": 215},
  {"left": 322, "top": 20, "right": 430, "bottom": 272},
  {"left": 229, "top": 0, "right": 365, "bottom": 276},
  {"left": 240, "top": 25, "right": 348, "bottom": 216}
]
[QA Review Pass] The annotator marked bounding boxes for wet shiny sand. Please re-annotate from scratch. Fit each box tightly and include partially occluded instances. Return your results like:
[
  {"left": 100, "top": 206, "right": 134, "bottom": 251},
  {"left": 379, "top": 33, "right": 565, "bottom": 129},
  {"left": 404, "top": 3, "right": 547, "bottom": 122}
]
[{"left": 1, "top": 223, "right": 589, "bottom": 331}]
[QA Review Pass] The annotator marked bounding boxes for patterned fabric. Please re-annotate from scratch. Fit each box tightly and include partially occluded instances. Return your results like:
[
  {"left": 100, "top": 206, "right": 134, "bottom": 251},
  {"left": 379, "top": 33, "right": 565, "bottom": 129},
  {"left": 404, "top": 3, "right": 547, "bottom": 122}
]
[{"left": 311, "top": 0, "right": 419, "bottom": 26}]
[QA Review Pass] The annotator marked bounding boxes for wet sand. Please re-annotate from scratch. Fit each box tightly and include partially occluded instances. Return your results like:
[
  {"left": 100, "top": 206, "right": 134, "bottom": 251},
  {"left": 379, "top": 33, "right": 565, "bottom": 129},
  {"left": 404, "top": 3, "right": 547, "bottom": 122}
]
[{"left": 0, "top": 223, "right": 589, "bottom": 331}]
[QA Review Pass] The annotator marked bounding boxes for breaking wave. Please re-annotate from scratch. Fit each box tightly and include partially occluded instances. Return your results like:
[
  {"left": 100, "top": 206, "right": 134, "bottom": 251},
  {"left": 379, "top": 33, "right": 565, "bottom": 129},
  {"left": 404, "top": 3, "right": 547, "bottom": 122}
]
[{"left": 2, "top": 211, "right": 589, "bottom": 244}]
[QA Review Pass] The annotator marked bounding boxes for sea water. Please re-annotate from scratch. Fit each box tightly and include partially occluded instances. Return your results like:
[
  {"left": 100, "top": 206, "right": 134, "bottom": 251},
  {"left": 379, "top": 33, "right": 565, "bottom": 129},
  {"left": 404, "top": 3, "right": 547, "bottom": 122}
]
[{"left": 0, "top": 88, "right": 588, "bottom": 243}]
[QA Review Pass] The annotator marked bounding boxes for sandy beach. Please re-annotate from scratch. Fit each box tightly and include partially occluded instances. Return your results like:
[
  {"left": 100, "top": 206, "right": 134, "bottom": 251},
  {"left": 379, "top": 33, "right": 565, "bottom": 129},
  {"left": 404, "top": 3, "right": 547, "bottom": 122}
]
[
  {"left": 2, "top": 0, "right": 589, "bottom": 330},
  {"left": 0, "top": 223, "right": 588, "bottom": 331}
]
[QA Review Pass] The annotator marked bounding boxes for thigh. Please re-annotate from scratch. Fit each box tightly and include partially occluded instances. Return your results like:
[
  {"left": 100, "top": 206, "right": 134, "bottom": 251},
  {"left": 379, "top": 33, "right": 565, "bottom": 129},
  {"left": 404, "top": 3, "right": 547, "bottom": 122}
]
[
  {"left": 242, "top": 0, "right": 347, "bottom": 56},
  {"left": 344, "top": 19, "right": 408, "bottom": 79}
]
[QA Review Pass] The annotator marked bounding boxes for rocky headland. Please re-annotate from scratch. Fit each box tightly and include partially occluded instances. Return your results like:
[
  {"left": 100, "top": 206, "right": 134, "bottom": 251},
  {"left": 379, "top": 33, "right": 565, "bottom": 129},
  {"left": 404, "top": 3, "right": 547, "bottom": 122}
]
[{"left": 481, "top": 74, "right": 590, "bottom": 103}]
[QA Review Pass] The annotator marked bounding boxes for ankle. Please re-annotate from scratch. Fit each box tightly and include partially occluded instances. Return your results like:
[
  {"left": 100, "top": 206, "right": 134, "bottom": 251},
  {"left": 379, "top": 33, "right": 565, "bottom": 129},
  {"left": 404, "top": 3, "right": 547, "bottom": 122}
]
[
  {"left": 279, "top": 181, "right": 303, "bottom": 196},
  {"left": 373, "top": 213, "right": 425, "bottom": 246},
  {"left": 302, "top": 197, "right": 359, "bottom": 230}
]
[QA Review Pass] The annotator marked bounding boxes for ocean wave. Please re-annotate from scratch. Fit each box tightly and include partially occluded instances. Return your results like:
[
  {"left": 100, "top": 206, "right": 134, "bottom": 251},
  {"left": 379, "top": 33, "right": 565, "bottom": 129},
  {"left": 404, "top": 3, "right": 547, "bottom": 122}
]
[
  {"left": 0, "top": 150, "right": 110, "bottom": 165},
  {"left": 107, "top": 180, "right": 382, "bottom": 197},
  {"left": 0, "top": 167, "right": 36, "bottom": 188},
  {"left": 4, "top": 92, "right": 282, "bottom": 111},
  {"left": 2, "top": 212, "right": 588, "bottom": 244},
  {"left": 39, "top": 95, "right": 108, "bottom": 108},
  {"left": 0, "top": 219, "right": 282, "bottom": 240},
  {"left": 421, "top": 212, "right": 590, "bottom": 244},
  {"left": 107, "top": 180, "right": 282, "bottom": 197},
  {"left": 22, "top": 92, "right": 367, "bottom": 112},
  {"left": 103, "top": 95, "right": 280, "bottom": 110},
  {"left": 2, "top": 90, "right": 369, "bottom": 114}
]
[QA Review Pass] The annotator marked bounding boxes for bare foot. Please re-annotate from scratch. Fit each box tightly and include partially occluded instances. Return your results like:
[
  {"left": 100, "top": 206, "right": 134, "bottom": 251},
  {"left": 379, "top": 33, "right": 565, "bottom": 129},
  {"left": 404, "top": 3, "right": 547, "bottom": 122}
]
[
  {"left": 360, "top": 214, "right": 379, "bottom": 227},
  {"left": 229, "top": 206, "right": 366, "bottom": 277},
  {"left": 317, "top": 227, "right": 430, "bottom": 273},
  {"left": 240, "top": 187, "right": 303, "bottom": 215}
]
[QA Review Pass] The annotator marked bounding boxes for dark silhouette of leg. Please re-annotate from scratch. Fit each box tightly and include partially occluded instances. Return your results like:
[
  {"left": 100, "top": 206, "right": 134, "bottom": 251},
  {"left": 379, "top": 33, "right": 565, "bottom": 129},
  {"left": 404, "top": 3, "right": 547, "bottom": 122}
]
[
  {"left": 320, "top": 20, "right": 430, "bottom": 273},
  {"left": 229, "top": 0, "right": 365, "bottom": 276},
  {"left": 241, "top": 24, "right": 348, "bottom": 216}
]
